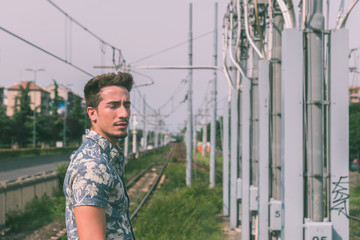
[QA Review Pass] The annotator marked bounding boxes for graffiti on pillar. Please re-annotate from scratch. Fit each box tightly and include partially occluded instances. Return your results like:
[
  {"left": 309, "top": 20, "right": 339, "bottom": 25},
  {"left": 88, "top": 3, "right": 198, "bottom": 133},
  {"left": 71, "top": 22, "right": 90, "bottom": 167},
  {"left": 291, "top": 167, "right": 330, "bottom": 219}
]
[{"left": 330, "top": 176, "right": 349, "bottom": 216}]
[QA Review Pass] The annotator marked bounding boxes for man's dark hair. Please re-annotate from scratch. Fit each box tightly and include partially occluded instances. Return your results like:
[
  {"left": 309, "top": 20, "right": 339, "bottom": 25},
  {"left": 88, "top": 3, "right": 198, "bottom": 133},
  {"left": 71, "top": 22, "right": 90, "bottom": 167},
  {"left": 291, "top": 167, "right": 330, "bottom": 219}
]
[{"left": 84, "top": 72, "right": 134, "bottom": 108}]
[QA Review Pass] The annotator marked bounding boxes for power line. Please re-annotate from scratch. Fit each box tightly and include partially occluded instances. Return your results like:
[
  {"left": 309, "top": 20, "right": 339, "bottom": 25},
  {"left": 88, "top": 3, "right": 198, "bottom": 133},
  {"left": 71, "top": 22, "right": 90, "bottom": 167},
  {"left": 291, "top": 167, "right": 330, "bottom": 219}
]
[
  {"left": 0, "top": 26, "right": 94, "bottom": 77},
  {"left": 47, "top": 0, "right": 126, "bottom": 66},
  {"left": 164, "top": 98, "right": 186, "bottom": 118},
  {"left": 129, "top": 29, "right": 219, "bottom": 64},
  {"left": 133, "top": 86, "right": 157, "bottom": 114},
  {"left": 158, "top": 77, "right": 187, "bottom": 110}
]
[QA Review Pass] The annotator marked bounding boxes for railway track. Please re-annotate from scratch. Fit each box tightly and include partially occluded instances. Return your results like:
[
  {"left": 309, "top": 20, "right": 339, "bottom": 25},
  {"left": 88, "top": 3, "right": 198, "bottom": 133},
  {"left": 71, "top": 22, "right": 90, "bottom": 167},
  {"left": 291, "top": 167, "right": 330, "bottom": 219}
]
[{"left": 50, "top": 151, "right": 171, "bottom": 240}]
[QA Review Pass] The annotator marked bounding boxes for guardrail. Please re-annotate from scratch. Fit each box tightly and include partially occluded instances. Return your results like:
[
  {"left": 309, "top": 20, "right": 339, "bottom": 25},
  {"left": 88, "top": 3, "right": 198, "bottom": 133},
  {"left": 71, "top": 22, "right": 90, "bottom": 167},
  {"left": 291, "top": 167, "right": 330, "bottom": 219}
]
[
  {"left": 0, "top": 145, "right": 166, "bottom": 233},
  {"left": 0, "top": 171, "right": 59, "bottom": 230}
]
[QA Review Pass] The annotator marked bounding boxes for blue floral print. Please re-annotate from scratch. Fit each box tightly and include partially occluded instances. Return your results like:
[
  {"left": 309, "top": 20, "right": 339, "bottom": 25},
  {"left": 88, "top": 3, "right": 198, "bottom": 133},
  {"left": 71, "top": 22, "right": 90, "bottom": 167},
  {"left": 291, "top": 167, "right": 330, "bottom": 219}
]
[{"left": 63, "top": 129, "right": 135, "bottom": 240}]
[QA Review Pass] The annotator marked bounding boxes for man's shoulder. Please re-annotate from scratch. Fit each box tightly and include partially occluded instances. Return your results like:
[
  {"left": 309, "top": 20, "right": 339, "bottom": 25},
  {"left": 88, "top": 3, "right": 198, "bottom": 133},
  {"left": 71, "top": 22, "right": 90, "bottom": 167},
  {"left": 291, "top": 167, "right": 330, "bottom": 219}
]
[{"left": 71, "top": 138, "right": 109, "bottom": 165}]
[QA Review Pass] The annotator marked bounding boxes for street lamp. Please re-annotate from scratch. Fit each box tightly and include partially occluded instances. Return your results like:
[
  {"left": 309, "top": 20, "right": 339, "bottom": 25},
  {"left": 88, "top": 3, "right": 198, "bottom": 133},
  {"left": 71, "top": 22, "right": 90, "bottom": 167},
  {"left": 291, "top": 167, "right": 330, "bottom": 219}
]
[
  {"left": 60, "top": 84, "right": 72, "bottom": 147},
  {"left": 26, "top": 68, "right": 45, "bottom": 148}
]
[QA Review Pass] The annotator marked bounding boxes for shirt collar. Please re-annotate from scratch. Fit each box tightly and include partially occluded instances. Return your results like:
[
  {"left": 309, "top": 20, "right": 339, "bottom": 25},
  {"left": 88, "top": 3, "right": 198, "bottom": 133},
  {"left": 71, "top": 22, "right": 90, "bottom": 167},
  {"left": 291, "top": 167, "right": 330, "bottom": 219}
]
[{"left": 85, "top": 129, "right": 123, "bottom": 161}]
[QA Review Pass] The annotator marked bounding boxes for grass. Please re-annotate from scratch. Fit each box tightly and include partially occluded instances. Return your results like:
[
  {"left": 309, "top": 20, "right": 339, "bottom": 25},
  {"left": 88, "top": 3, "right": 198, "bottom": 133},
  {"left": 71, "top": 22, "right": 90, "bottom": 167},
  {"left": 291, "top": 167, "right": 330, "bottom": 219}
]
[
  {"left": 350, "top": 183, "right": 360, "bottom": 239},
  {"left": 2, "top": 147, "right": 169, "bottom": 238},
  {"left": 132, "top": 150, "right": 224, "bottom": 240},
  {"left": 125, "top": 146, "right": 169, "bottom": 183},
  {"left": 13, "top": 146, "right": 360, "bottom": 239}
]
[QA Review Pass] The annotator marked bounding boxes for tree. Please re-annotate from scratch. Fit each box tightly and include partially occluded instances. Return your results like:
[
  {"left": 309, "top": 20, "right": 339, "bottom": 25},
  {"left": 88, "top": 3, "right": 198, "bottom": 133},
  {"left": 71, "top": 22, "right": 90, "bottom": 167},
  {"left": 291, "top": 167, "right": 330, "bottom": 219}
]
[
  {"left": 349, "top": 103, "right": 360, "bottom": 159},
  {"left": 37, "top": 113, "right": 62, "bottom": 146},
  {"left": 66, "top": 95, "right": 86, "bottom": 145},
  {"left": 36, "top": 80, "right": 65, "bottom": 146},
  {"left": 51, "top": 80, "right": 61, "bottom": 116},
  {"left": 0, "top": 105, "right": 12, "bottom": 147},
  {"left": 11, "top": 82, "right": 33, "bottom": 147}
]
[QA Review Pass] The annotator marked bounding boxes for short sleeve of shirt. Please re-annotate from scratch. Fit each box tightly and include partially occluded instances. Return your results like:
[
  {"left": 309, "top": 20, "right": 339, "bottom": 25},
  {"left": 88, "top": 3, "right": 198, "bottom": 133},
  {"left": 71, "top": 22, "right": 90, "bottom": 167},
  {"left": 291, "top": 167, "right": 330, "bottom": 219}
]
[{"left": 71, "top": 160, "right": 114, "bottom": 209}]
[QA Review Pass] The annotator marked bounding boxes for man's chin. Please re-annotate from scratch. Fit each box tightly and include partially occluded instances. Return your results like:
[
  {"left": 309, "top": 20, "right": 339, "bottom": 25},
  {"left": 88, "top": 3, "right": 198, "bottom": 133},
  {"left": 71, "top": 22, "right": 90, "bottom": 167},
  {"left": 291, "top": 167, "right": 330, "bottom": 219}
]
[{"left": 114, "top": 131, "right": 128, "bottom": 139}]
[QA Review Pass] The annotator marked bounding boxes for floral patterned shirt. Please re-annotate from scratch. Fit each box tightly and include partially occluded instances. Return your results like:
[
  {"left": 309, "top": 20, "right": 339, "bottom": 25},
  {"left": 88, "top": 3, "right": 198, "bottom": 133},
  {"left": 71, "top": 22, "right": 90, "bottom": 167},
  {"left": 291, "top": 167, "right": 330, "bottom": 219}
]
[{"left": 63, "top": 129, "right": 135, "bottom": 240}]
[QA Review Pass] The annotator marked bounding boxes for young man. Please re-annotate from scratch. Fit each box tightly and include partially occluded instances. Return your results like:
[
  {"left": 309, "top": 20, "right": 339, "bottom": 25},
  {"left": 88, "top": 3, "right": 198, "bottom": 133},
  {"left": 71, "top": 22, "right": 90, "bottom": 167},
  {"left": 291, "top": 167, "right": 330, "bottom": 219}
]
[{"left": 63, "top": 72, "right": 135, "bottom": 240}]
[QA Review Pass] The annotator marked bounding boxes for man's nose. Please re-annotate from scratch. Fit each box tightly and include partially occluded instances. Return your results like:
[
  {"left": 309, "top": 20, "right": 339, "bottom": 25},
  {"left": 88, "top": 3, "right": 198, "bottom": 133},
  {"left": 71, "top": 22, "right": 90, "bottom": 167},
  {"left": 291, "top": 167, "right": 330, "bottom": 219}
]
[{"left": 118, "top": 105, "right": 130, "bottom": 118}]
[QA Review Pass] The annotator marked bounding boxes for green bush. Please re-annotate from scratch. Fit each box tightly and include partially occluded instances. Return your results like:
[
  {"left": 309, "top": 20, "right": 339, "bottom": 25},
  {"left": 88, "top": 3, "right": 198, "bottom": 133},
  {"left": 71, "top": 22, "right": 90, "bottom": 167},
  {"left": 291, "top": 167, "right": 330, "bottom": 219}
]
[
  {"left": 0, "top": 146, "right": 77, "bottom": 159},
  {"left": 56, "top": 162, "right": 69, "bottom": 194},
  {"left": 6, "top": 194, "right": 55, "bottom": 233},
  {"left": 4, "top": 164, "right": 68, "bottom": 235}
]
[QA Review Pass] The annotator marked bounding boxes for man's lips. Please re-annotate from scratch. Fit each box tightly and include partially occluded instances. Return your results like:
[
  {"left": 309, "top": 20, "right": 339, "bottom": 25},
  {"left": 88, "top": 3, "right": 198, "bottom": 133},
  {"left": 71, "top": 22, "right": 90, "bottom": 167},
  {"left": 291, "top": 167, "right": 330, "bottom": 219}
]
[{"left": 114, "top": 122, "right": 128, "bottom": 128}]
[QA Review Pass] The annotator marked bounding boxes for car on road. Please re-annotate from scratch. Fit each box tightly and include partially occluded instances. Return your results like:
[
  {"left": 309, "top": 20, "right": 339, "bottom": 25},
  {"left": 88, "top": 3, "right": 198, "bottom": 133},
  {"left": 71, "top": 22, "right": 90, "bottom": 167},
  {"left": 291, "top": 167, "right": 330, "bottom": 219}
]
[{"left": 350, "top": 158, "right": 360, "bottom": 172}]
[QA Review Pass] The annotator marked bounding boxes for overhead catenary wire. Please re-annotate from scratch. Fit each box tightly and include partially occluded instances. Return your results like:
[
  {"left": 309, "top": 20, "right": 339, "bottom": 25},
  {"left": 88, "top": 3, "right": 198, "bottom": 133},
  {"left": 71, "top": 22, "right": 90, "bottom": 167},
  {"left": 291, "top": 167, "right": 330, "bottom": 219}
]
[
  {"left": 267, "top": 0, "right": 273, "bottom": 59},
  {"left": 222, "top": 8, "right": 235, "bottom": 91},
  {"left": 336, "top": 0, "right": 345, "bottom": 27},
  {"left": 244, "top": 0, "right": 264, "bottom": 59},
  {"left": 0, "top": 26, "right": 94, "bottom": 77},
  {"left": 164, "top": 99, "right": 186, "bottom": 118},
  {"left": 157, "top": 77, "right": 188, "bottom": 110},
  {"left": 133, "top": 86, "right": 157, "bottom": 114},
  {"left": 276, "top": 0, "right": 294, "bottom": 28},
  {"left": 285, "top": 0, "right": 296, "bottom": 27},
  {"left": 196, "top": 79, "right": 212, "bottom": 118},
  {"left": 228, "top": 3, "right": 249, "bottom": 89},
  {"left": 47, "top": 0, "right": 126, "bottom": 66},
  {"left": 336, "top": 0, "right": 360, "bottom": 29},
  {"left": 254, "top": 0, "right": 267, "bottom": 59},
  {"left": 301, "top": 0, "right": 306, "bottom": 29},
  {"left": 130, "top": 70, "right": 155, "bottom": 88},
  {"left": 130, "top": 29, "right": 220, "bottom": 65}
]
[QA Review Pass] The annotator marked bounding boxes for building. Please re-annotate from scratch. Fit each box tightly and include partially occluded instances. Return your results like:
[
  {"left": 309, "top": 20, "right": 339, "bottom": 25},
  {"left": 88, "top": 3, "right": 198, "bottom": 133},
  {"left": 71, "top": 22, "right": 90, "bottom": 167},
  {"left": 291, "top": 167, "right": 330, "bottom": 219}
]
[
  {"left": 44, "top": 84, "right": 80, "bottom": 115},
  {"left": 44, "top": 84, "right": 72, "bottom": 102},
  {"left": 6, "top": 81, "right": 51, "bottom": 117},
  {"left": 349, "top": 86, "right": 360, "bottom": 103}
]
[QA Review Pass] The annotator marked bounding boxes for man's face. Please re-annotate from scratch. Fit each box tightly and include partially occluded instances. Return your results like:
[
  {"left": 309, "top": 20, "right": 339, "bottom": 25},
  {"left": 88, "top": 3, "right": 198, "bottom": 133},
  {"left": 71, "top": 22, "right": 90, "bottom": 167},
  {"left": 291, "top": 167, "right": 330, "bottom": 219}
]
[{"left": 88, "top": 86, "right": 131, "bottom": 145}]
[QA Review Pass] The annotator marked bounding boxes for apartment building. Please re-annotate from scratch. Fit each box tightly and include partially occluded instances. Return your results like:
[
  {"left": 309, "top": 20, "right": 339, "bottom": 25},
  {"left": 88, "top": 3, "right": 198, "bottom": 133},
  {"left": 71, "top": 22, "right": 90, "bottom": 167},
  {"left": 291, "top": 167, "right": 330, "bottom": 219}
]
[{"left": 6, "top": 81, "right": 50, "bottom": 117}]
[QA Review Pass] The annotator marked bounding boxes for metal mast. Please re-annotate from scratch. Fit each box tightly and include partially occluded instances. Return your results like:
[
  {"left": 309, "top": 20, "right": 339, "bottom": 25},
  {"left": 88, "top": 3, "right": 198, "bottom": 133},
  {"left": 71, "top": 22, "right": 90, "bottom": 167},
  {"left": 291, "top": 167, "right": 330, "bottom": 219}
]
[
  {"left": 202, "top": 103, "right": 207, "bottom": 157},
  {"left": 222, "top": 97, "right": 230, "bottom": 216},
  {"left": 305, "top": 0, "right": 325, "bottom": 222},
  {"left": 210, "top": 2, "right": 218, "bottom": 188},
  {"left": 186, "top": 3, "right": 193, "bottom": 186},
  {"left": 270, "top": 2, "right": 284, "bottom": 204},
  {"left": 143, "top": 96, "right": 147, "bottom": 150}
]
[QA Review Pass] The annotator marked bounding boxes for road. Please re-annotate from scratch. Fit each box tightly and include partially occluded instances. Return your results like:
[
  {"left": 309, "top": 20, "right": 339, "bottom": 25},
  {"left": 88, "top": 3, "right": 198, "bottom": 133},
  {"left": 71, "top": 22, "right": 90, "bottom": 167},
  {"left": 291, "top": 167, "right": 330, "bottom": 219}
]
[{"left": 0, "top": 153, "right": 71, "bottom": 182}]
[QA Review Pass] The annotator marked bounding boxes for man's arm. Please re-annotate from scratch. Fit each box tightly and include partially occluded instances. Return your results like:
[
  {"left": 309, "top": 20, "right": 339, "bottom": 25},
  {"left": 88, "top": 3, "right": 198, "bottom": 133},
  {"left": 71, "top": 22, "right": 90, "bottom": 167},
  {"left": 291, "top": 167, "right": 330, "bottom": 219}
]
[{"left": 74, "top": 205, "right": 106, "bottom": 240}]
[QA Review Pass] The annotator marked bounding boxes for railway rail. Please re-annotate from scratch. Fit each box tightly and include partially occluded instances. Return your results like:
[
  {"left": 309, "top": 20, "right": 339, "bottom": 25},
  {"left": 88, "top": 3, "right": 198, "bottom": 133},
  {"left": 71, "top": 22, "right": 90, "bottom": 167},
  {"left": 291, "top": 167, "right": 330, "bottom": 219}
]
[{"left": 51, "top": 155, "right": 170, "bottom": 240}]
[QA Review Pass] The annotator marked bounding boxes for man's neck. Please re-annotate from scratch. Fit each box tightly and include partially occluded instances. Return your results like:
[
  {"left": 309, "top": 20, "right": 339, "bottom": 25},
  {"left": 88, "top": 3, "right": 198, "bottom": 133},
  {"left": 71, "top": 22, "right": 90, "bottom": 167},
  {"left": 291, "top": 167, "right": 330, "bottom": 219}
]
[{"left": 90, "top": 127, "right": 118, "bottom": 146}]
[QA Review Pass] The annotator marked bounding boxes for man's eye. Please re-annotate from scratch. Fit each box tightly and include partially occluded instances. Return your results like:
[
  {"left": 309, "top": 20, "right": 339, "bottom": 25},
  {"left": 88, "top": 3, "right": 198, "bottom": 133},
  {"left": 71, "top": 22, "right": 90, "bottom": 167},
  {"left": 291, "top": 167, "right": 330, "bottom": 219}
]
[{"left": 109, "top": 104, "right": 119, "bottom": 109}]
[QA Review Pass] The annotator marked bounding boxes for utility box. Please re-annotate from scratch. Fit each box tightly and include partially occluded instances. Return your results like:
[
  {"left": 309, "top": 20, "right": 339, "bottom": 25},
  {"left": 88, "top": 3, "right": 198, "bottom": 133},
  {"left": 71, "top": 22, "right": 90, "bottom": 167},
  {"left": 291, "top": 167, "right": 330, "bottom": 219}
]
[
  {"left": 304, "top": 221, "right": 332, "bottom": 240},
  {"left": 249, "top": 186, "right": 258, "bottom": 211},
  {"left": 269, "top": 199, "right": 282, "bottom": 231},
  {"left": 237, "top": 178, "right": 242, "bottom": 199}
]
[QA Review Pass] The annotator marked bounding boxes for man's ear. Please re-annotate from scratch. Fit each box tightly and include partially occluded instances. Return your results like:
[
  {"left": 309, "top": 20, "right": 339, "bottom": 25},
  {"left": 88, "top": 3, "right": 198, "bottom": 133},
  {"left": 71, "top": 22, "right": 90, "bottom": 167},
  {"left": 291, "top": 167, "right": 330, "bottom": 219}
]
[{"left": 87, "top": 106, "right": 98, "bottom": 124}]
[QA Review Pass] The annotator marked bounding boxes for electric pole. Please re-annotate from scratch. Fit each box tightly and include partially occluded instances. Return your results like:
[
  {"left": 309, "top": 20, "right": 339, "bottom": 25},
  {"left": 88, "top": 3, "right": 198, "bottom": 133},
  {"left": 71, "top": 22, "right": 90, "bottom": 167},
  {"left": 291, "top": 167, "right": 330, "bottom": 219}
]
[
  {"left": 210, "top": 2, "right": 218, "bottom": 188},
  {"left": 186, "top": 3, "right": 193, "bottom": 186}
]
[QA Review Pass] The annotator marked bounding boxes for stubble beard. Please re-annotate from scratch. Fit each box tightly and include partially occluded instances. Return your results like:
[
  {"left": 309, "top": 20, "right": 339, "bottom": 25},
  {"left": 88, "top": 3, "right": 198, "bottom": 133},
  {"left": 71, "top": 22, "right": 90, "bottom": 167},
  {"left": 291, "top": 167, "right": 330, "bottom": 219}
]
[{"left": 112, "top": 128, "right": 128, "bottom": 140}]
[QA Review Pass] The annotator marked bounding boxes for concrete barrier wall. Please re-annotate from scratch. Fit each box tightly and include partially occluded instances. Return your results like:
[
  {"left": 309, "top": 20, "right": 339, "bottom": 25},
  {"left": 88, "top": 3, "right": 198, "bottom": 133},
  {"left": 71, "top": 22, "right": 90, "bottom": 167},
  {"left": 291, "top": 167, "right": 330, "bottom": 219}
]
[{"left": 0, "top": 171, "right": 59, "bottom": 229}]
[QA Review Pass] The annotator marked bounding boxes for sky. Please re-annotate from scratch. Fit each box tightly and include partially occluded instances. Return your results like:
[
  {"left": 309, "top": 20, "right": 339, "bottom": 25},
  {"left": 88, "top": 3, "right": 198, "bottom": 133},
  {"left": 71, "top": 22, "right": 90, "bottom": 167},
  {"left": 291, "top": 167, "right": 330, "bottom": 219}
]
[{"left": 0, "top": 0, "right": 359, "bottom": 133}]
